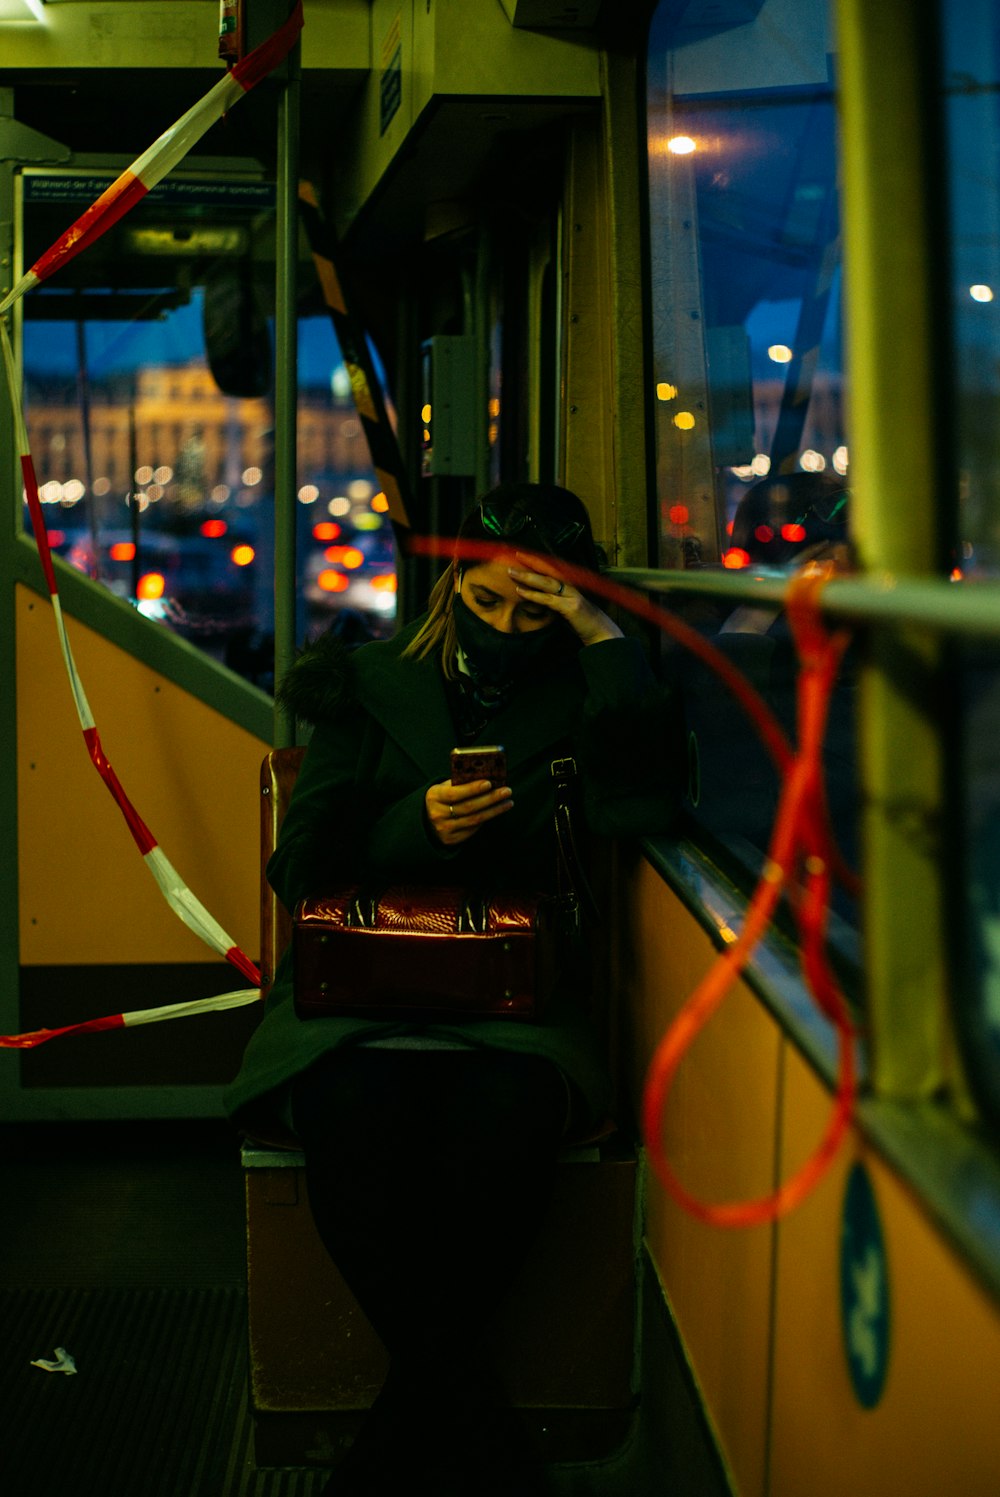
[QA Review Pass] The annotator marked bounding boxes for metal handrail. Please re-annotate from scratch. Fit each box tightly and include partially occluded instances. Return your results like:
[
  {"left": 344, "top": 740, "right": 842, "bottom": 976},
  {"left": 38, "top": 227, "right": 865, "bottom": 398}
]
[{"left": 610, "top": 567, "right": 1000, "bottom": 640}]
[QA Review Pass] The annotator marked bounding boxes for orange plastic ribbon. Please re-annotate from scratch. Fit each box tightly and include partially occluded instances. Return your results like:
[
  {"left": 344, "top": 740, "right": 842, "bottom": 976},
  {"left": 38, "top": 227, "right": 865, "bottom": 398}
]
[{"left": 641, "top": 563, "right": 857, "bottom": 1226}]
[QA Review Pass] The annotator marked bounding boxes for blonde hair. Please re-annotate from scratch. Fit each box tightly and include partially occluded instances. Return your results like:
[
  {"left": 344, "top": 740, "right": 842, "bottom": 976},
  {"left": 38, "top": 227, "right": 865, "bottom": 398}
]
[
  {"left": 401, "top": 565, "right": 461, "bottom": 678},
  {"left": 400, "top": 483, "right": 602, "bottom": 679}
]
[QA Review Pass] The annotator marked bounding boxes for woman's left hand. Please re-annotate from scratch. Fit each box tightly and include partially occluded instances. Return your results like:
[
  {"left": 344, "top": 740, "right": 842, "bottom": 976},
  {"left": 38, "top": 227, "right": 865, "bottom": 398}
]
[{"left": 508, "top": 554, "right": 623, "bottom": 646}]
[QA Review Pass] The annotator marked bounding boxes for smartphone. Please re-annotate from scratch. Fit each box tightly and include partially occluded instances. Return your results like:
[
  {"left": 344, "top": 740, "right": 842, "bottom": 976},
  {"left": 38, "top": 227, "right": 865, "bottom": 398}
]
[{"left": 450, "top": 745, "right": 507, "bottom": 787}]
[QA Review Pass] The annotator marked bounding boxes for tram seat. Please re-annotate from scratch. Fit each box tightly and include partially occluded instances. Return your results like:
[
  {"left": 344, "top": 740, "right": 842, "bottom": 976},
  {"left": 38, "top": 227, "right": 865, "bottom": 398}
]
[{"left": 243, "top": 747, "right": 639, "bottom": 1469}]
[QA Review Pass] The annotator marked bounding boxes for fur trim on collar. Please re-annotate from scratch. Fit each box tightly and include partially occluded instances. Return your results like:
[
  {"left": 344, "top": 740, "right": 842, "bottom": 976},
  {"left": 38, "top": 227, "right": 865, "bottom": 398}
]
[{"left": 276, "top": 631, "right": 356, "bottom": 726}]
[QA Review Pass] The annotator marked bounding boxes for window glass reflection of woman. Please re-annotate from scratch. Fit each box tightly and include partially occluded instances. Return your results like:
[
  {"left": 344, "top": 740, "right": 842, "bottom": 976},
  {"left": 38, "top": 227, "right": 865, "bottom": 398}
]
[{"left": 225, "top": 483, "right": 678, "bottom": 1496}]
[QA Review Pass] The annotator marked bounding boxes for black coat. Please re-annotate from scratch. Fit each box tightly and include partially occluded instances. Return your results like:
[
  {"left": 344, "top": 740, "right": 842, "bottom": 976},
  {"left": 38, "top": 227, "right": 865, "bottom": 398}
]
[{"left": 224, "top": 619, "right": 678, "bottom": 1135}]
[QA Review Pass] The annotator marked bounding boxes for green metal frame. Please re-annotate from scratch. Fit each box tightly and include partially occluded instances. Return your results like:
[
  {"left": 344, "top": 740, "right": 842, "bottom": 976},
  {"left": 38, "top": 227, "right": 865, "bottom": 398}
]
[
  {"left": 600, "top": 45, "right": 653, "bottom": 567},
  {"left": 626, "top": 0, "right": 995, "bottom": 1123},
  {"left": 612, "top": 569, "right": 1000, "bottom": 641},
  {"left": 632, "top": 0, "right": 976, "bottom": 1111},
  {"left": 0, "top": 144, "right": 20, "bottom": 1114},
  {"left": 273, "top": 39, "right": 301, "bottom": 750},
  {"left": 835, "top": 0, "right": 960, "bottom": 1103}
]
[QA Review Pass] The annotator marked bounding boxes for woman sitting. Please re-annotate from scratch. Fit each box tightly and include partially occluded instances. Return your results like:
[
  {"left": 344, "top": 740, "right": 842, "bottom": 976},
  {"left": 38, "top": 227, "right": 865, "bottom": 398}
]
[{"left": 225, "top": 482, "right": 678, "bottom": 1495}]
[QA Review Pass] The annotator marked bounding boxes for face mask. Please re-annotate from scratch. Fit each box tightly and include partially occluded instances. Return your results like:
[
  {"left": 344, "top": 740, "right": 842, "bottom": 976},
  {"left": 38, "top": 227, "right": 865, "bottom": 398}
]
[{"left": 452, "top": 593, "right": 566, "bottom": 690}]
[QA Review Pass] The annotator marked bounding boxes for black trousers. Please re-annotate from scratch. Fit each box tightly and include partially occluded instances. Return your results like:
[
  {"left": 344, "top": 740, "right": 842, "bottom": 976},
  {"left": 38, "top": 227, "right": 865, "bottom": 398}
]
[{"left": 290, "top": 1046, "right": 569, "bottom": 1396}]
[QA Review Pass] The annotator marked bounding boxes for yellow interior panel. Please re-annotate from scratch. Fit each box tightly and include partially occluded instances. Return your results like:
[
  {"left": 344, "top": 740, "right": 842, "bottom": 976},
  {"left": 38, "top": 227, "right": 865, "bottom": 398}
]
[
  {"left": 770, "top": 1047, "right": 1000, "bottom": 1496},
  {"left": 621, "top": 856, "right": 779, "bottom": 1497},
  {"left": 17, "top": 584, "right": 269, "bottom": 966}
]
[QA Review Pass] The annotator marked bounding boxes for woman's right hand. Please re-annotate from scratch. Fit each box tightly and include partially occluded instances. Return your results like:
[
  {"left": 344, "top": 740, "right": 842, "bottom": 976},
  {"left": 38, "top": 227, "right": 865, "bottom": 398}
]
[{"left": 425, "top": 778, "right": 514, "bottom": 847}]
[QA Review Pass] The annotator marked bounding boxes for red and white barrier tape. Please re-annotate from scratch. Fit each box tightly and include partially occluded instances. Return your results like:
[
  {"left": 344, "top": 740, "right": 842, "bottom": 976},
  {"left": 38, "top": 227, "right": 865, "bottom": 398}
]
[
  {"left": 1, "top": 990, "right": 263, "bottom": 1051},
  {"left": 0, "top": 7, "right": 306, "bottom": 1048}
]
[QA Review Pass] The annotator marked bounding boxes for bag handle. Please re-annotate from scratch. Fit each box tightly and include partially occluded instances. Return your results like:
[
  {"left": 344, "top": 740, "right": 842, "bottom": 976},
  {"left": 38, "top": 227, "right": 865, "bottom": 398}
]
[
  {"left": 344, "top": 888, "right": 490, "bottom": 934},
  {"left": 551, "top": 757, "right": 600, "bottom": 923}
]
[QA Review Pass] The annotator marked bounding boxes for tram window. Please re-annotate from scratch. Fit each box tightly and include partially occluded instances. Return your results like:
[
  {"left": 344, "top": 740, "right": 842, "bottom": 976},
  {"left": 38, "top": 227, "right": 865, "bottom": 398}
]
[
  {"left": 945, "top": 2, "right": 1000, "bottom": 577},
  {"left": 645, "top": 0, "right": 858, "bottom": 927},
  {"left": 942, "top": 2, "right": 1000, "bottom": 1121},
  {"left": 18, "top": 171, "right": 395, "bottom": 692},
  {"left": 296, "top": 315, "right": 397, "bottom": 652}
]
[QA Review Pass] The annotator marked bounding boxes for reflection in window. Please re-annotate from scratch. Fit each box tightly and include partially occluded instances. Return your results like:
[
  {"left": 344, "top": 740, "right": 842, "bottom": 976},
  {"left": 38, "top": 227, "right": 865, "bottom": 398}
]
[
  {"left": 19, "top": 171, "right": 396, "bottom": 692},
  {"left": 646, "top": 0, "right": 857, "bottom": 925},
  {"left": 944, "top": 2, "right": 1000, "bottom": 577},
  {"left": 943, "top": 1, "right": 1000, "bottom": 1121}
]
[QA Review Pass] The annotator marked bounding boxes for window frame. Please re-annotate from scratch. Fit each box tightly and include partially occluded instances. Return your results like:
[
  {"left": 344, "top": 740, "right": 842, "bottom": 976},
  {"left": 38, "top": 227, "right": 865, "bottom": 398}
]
[{"left": 635, "top": 0, "right": 972, "bottom": 1115}]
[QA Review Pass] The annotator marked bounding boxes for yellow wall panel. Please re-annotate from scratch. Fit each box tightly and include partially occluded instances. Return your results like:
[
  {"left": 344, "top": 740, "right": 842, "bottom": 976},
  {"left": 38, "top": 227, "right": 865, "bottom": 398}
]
[
  {"left": 771, "top": 1048, "right": 1000, "bottom": 1496},
  {"left": 621, "top": 857, "right": 779, "bottom": 1497},
  {"left": 17, "top": 585, "right": 269, "bottom": 966}
]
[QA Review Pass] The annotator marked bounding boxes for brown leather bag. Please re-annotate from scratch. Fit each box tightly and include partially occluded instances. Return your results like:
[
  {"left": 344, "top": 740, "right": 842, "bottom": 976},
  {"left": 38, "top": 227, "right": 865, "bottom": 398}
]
[{"left": 291, "top": 758, "right": 595, "bottom": 1024}]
